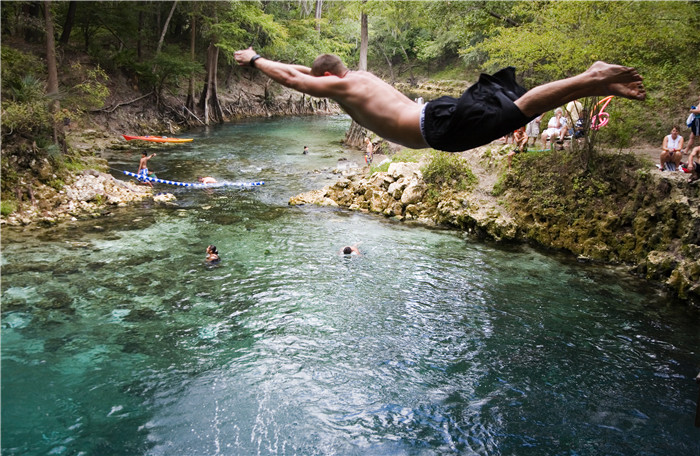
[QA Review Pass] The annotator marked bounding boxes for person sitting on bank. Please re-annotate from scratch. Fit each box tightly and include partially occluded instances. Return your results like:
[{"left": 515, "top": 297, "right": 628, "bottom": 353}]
[
  {"left": 572, "top": 109, "right": 590, "bottom": 140},
  {"left": 507, "top": 125, "right": 528, "bottom": 168},
  {"left": 659, "top": 125, "right": 684, "bottom": 171},
  {"left": 206, "top": 245, "right": 220, "bottom": 263},
  {"left": 198, "top": 176, "right": 217, "bottom": 184},
  {"left": 540, "top": 108, "right": 568, "bottom": 149},
  {"left": 525, "top": 114, "right": 543, "bottom": 146},
  {"left": 234, "top": 48, "right": 645, "bottom": 154}
]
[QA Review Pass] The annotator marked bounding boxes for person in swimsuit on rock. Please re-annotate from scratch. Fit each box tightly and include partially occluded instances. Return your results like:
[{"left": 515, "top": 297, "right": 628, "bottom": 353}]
[
  {"left": 137, "top": 151, "right": 156, "bottom": 187},
  {"left": 234, "top": 48, "right": 645, "bottom": 153}
]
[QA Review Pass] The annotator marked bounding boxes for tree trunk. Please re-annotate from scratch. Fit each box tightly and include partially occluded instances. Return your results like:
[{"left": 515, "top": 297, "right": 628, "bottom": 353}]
[
  {"left": 344, "top": 120, "right": 367, "bottom": 148},
  {"left": 314, "top": 0, "right": 322, "bottom": 32},
  {"left": 377, "top": 44, "right": 395, "bottom": 83},
  {"left": 200, "top": 41, "right": 224, "bottom": 125},
  {"left": 399, "top": 43, "right": 415, "bottom": 85},
  {"left": 44, "top": 0, "right": 61, "bottom": 145},
  {"left": 210, "top": 46, "right": 224, "bottom": 123},
  {"left": 58, "top": 0, "right": 76, "bottom": 45},
  {"left": 155, "top": 1, "right": 177, "bottom": 58},
  {"left": 346, "top": 7, "right": 369, "bottom": 149},
  {"left": 359, "top": 10, "right": 368, "bottom": 71},
  {"left": 186, "top": 13, "right": 196, "bottom": 111}
]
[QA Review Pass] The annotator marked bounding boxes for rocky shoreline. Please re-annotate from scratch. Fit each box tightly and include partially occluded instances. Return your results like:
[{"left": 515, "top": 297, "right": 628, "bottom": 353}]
[
  {"left": 289, "top": 147, "right": 700, "bottom": 304},
  {"left": 1, "top": 169, "right": 174, "bottom": 227}
]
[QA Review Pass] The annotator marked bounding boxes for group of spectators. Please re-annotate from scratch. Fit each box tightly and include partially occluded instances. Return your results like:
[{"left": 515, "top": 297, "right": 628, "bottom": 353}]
[
  {"left": 505, "top": 96, "right": 700, "bottom": 182},
  {"left": 506, "top": 100, "right": 586, "bottom": 168}
]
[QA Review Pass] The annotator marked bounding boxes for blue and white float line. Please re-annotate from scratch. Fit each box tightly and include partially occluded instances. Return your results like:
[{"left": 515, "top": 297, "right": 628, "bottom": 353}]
[{"left": 122, "top": 170, "right": 264, "bottom": 188}]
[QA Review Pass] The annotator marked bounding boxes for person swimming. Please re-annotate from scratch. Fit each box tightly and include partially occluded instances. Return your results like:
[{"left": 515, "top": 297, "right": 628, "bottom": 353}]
[
  {"left": 206, "top": 245, "right": 220, "bottom": 263},
  {"left": 340, "top": 244, "right": 361, "bottom": 255}
]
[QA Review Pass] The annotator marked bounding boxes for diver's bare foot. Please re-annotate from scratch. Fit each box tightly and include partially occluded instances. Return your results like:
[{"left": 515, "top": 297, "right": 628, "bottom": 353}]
[
  {"left": 586, "top": 61, "right": 643, "bottom": 84},
  {"left": 609, "top": 81, "right": 646, "bottom": 100},
  {"left": 585, "top": 61, "right": 646, "bottom": 100}
]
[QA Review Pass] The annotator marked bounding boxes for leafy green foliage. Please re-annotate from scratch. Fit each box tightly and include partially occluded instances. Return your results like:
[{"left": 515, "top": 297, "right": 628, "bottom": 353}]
[
  {"left": 212, "top": 1, "right": 287, "bottom": 61},
  {"left": 6, "top": 75, "right": 44, "bottom": 104},
  {"left": 150, "top": 48, "right": 202, "bottom": 97},
  {"left": 422, "top": 151, "right": 477, "bottom": 192},
  {"left": 473, "top": 1, "right": 700, "bottom": 142},
  {"left": 1, "top": 200, "right": 17, "bottom": 216},
  {"left": 64, "top": 63, "right": 110, "bottom": 112},
  {"left": 1, "top": 100, "right": 52, "bottom": 138},
  {"left": 1, "top": 45, "right": 44, "bottom": 88}
]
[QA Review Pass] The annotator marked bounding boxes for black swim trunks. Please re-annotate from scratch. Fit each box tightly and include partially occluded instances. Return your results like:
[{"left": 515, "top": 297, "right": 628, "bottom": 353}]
[
  {"left": 691, "top": 117, "right": 700, "bottom": 137},
  {"left": 420, "top": 67, "right": 536, "bottom": 152}
]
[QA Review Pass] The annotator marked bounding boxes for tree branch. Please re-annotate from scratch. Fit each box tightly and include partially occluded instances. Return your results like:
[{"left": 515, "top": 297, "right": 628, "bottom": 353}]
[{"left": 94, "top": 92, "right": 154, "bottom": 113}]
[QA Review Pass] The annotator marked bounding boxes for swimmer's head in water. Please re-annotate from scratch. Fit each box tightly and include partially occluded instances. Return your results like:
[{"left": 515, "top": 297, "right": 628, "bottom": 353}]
[
  {"left": 207, "top": 245, "right": 218, "bottom": 254},
  {"left": 343, "top": 246, "right": 352, "bottom": 255}
]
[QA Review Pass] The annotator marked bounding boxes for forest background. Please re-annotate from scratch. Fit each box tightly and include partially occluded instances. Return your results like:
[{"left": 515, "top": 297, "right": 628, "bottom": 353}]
[{"left": 2, "top": 0, "right": 700, "bottom": 211}]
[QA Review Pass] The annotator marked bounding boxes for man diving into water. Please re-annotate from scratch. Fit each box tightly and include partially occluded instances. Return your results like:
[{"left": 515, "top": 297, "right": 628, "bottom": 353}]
[{"left": 234, "top": 48, "right": 645, "bottom": 152}]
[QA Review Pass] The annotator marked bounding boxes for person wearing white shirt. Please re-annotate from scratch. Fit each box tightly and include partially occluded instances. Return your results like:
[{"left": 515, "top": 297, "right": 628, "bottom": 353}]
[{"left": 660, "top": 125, "right": 684, "bottom": 171}]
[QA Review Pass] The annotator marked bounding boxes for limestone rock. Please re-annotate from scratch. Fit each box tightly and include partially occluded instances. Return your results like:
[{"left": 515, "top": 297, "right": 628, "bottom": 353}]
[
  {"left": 401, "top": 181, "right": 427, "bottom": 205},
  {"left": 388, "top": 162, "right": 422, "bottom": 180},
  {"left": 153, "top": 193, "right": 177, "bottom": 203}
]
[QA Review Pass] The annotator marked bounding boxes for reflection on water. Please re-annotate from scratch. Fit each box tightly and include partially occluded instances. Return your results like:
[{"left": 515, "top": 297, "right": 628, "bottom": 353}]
[{"left": 2, "top": 117, "right": 699, "bottom": 455}]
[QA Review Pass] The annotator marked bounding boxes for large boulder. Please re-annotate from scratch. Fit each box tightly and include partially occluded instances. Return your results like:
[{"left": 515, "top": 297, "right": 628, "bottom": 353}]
[
  {"left": 401, "top": 180, "right": 427, "bottom": 206},
  {"left": 388, "top": 162, "right": 422, "bottom": 180}
]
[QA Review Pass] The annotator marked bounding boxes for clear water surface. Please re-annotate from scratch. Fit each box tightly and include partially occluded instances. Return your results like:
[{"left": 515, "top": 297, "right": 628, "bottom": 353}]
[{"left": 2, "top": 116, "right": 699, "bottom": 455}]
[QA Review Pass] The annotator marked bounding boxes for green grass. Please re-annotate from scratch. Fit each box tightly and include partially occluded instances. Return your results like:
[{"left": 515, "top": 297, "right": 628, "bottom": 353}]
[{"left": 1, "top": 200, "right": 17, "bottom": 216}]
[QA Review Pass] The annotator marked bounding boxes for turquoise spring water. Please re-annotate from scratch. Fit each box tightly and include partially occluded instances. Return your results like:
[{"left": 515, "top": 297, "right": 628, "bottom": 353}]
[{"left": 2, "top": 116, "right": 699, "bottom": 455}]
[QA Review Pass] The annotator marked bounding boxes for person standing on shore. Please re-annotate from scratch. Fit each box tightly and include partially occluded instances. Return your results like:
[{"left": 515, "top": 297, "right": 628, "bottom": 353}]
[
  {"left": 364, "top": 137, "right": 374, "bottom": 166},
  {"left": 137, "top": 152, "right": 156, "bottom": 187}
]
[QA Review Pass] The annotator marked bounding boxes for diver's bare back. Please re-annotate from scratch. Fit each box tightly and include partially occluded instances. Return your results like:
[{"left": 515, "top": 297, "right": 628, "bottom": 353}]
[{"left": 334, "top": 71, "right": 428, "bottom": 149}]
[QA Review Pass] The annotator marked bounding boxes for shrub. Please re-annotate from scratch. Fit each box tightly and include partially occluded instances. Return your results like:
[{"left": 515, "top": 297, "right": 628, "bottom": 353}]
[
  {"left": 7, "top": 75, "right": 44, "bottom": 103},
  {"left": 1, "top": 46, "right": 44, "bottom": 94},
  {"left": 64, "top": 63, "right": 110, "bottom": 112},
  {"left": 421, "top": 150, "right": 477, "bottom": 192},
  {"left": 1, "top": 200, "right": 17, "bottom": 216},
  {"left": 1, "top": 100, "right": 52, "bottom": 137}
]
